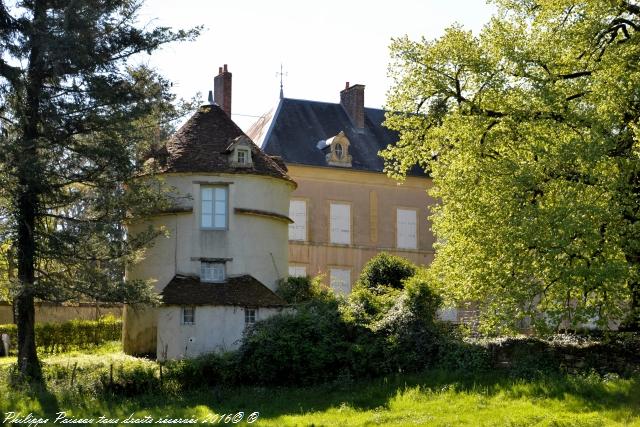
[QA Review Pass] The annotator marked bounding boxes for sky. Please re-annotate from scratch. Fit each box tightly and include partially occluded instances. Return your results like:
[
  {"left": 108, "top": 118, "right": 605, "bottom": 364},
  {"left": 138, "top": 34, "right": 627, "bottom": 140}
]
[{"left": 138, "top": 1, "right": 497, "bottom": 131}]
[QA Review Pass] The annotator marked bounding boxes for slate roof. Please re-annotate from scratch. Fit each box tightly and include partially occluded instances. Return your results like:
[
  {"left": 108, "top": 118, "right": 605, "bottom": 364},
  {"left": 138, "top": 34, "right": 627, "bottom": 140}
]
[
  {"left": 247, "top": 98, "right": 425, "bottom": 176},
  {"left": 161, "top": 274, "right": 287, "bottom": 307},
  {"left": 148, "top": 104, "right": 292, "bottom": 182}
]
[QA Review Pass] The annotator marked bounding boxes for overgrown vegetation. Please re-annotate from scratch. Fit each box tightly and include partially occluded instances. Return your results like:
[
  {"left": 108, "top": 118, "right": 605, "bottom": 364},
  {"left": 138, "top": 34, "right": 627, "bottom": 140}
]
[
  {"left": 0, "top": 342, "right": 638, "bottom": 426},
  {"left": 0, "top": 316, "right": 121, "bottom": 354}
]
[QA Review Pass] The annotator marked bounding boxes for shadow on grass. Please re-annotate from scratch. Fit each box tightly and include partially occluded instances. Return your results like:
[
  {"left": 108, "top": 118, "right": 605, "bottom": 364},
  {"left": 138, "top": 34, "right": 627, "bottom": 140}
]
[
  {"left": 90, "top": 370, "right": 640, "bottom": 421},
  {"left": 1, "top": 362, "right": 60, "bottom": 417}
]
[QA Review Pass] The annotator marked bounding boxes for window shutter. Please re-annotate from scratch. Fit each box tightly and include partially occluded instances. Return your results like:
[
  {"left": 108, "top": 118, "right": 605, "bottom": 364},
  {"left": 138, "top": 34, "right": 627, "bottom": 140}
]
[
  {"left": 288, "top": 200, "right": 307, "bottom": 241},
  {"left": 330, "top": 269, "right": 351, "bottom": 294},
  {"left": 330, "top": 203, "right": 350, "bottom": 244},
  {"left": 397, "top": 209, "right": 417, "bottom": 249},
  {"left": 288, "top": 265, "right": 306, "bottom": 277}
]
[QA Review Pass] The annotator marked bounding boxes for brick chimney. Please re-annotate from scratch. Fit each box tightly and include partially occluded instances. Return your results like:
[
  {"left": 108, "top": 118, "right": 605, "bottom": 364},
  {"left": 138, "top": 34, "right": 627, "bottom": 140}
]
[
  {"left": 214, "top": 64, "right": 232, "bottom": 117},
  {"left": 340, "top": 82, "right": 365, "bottom": 129}
]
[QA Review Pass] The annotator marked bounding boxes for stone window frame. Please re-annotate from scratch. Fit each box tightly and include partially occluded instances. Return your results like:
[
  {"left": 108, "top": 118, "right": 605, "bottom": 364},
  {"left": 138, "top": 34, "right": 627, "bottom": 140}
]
[
  {"left": 201, "top": 185, "right": 228, "bottom": 230},
  {"left": 201, "top": 261, "right": 226, "bottom": 283}
]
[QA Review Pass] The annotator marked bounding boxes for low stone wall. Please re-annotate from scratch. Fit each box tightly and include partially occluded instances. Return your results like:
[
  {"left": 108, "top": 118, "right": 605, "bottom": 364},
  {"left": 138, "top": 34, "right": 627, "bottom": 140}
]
[
  {"left": 480, "top": 334, "right": 640, "bottom": 377},
  {"left": 0, "top": 301, "right": 122, "bottom": 324}
]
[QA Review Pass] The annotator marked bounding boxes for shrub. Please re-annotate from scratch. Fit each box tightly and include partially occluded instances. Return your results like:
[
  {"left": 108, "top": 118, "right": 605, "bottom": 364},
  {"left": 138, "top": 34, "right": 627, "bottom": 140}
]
[
  {"left": 374, "top": 277, "right": 444, "bottom": 372},
  {"left": 356, "top": 252, "right": 417, "bottom": 293},
  {"left": 276, "top": 275, "right": 332, "bottom": 304},
  {"left": 163, "top": 351, "right": 239, "bottom": 389},
  {"left": 0, "top": 316, "right": 121, "bottom": 354},
  {"left": 237, "top": 294, "right": 352, "bottom": 385}
]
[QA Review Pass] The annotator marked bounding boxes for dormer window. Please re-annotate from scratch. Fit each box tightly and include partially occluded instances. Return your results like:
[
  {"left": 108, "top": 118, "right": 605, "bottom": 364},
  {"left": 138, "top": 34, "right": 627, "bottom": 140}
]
[
  {"left": 226, "top": 135, "right": 254, "bottom": 167},
  {"left": 323, "top": 131, "right": 352, "bottom": 167},
  {"left": 201, "top": 261, "right": 225, "bottom": 282}
]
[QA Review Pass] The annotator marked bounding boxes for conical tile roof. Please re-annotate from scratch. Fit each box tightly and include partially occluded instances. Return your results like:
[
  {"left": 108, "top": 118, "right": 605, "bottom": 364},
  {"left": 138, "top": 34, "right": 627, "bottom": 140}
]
[{"left": 150, "top": 104, "right": 291, "bottom": 181}]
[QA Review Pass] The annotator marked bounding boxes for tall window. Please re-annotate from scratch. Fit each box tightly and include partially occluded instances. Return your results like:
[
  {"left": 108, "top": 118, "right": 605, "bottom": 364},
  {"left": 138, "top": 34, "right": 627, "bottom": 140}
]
[
  {"left": 201, "top": 262, "right": 225, "bottom": 282},
  {"left": 396, "top": 208, "right": 417, "bottom": 249},
  {"left": 330, "top": 203, "right": 350, "bottom": 244},
  {"left": 182, "top": 306, "right": 195, "bottom": 325},
  {"left": 201, "top": 186, "right": 227, "bottom": 229},
  {"left": 330, "top": 268, "right": 351, "bottom": 294},
  {"left": 244, "top": 308, "right": 256, "bottom": 326},
  {"left": 288, "top": 200, "right": 307, "bottom": 241}
]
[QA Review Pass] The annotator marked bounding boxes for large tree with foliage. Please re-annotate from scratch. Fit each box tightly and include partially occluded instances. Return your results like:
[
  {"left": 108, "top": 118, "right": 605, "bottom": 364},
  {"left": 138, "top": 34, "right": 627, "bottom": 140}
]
[
  {"left": 383, "top": 0, "right": 640, "bottom": 333},
  {"left": 0, "top": 0, "right": 198, "bottom": 379}
]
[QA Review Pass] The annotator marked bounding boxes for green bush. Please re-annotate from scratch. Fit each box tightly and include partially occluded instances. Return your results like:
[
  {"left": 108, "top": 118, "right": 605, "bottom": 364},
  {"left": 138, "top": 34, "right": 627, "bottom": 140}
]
[
  {"left": 239, "top": 262, "right": 448, "bottom": 385},
  {"left": 356, "top": 252, "right": 417, "bottom": 293},
  {"left": 276, "top": 275, "right": 333, "bottom": 304},
  {"left": 237, "top": 296, "right": 353, "bottom": 385},
  {"left": 0, "top": 316, "right": 121, "bottom": 354},
  {"left": 374, "top": 277, "right": 444, "bottom": 372}
]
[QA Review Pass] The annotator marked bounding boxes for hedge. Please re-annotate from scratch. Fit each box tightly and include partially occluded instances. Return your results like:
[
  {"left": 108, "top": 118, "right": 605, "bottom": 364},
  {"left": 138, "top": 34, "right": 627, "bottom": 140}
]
[{"left": 0, "top": 316, "right": 121, "bottom": 354}]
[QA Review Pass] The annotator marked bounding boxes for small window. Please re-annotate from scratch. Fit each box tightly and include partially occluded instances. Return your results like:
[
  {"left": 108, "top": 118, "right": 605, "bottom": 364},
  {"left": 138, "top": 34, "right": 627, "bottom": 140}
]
[
  {"left": 288, "top": 265, "right": 307, "bottom": 277},
  {"left": 237, "top": 149, "right": 248, "bottom": 164},
  {"left": 288, "top": 200, "right": 307, "bottom": 241},
  {"left": 244, "top": 308, "right": 256, "bottom": 326},
  {"left": 201, "top": 186, "right": 227, "bottom": 229},
  {"left": 330, "top": 268, "right": 351, "bottom": 294},
  {"left": 334, "top": 143, "right": 343, "bottom": 159},
  {"left": 182, "top": 306, "right": 195, "bottom": 325},
  {"left": 201, "top": 262, "right": 225, "bottom": 282}
]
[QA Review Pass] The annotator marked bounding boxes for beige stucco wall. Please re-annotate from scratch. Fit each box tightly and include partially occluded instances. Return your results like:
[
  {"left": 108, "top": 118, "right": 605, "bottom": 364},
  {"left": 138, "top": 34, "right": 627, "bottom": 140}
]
[
  {"left": 123, "top": 172, "right": 294, "bottom": 356},
  {"left": 0, "top": 302, "right": 122, "bottom": 325},
  {"left": 157, "top": 305, "right": 283, "bottom": 360},
  {"left": 286, "top": 165, "right": 435, "bottom": 291}
]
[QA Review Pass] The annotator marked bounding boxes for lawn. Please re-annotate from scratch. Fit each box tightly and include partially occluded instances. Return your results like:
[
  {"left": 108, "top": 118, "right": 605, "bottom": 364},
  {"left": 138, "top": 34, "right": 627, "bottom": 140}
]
[{"left": 1, "top": 343, "right": 639, "bottom": 426}]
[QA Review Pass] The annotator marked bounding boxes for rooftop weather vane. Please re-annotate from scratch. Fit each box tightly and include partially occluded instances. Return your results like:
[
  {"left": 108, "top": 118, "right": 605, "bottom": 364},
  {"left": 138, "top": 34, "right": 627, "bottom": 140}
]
[{"left": 276, "top": 63, "right": 287, "bottom": 99}]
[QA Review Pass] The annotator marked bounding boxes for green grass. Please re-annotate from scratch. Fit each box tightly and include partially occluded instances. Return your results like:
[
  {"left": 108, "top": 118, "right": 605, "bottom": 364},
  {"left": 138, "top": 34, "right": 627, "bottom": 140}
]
[{"left": 1, "top": 343, "right": 639, "bottom": 426}]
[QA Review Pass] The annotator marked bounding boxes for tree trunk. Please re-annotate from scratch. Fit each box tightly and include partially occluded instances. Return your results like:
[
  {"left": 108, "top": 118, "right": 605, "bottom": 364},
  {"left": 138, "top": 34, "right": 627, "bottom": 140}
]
[
  {"left": 15, "top": 0, "right": 45, "bottom": 381},
  {"left": 620, "top": 281, "right": 639, "bottom": 331}
]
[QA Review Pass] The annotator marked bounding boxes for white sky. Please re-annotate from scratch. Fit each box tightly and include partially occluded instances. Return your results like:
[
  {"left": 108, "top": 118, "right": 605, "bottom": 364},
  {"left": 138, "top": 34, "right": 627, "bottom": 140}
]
[{"left": 138, "top": 1, "right": 496, "bottom": 131}]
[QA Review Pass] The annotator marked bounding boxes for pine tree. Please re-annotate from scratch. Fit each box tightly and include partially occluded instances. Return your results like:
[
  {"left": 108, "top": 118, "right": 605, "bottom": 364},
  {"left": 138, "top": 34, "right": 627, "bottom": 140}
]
[{"left": 0, "top": 0, "right": 198, "bottom": 380}]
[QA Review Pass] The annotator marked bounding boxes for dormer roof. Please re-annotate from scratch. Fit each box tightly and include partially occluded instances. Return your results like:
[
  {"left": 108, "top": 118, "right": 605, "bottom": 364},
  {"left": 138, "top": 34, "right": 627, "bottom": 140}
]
[{"left": 147, "top": 104, "right": 292, "bottom": 182}]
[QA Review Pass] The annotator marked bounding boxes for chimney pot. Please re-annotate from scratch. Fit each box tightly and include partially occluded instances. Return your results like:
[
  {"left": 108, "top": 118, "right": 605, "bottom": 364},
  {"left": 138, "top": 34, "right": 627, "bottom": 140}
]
[
  {"left": 214, "top": 64, "right": 232, "bottom": 116},
  {"left": 340, "top": 83, "right": 365, "bottom": 129},
  {"left": 345, "top": 82, "right": 349, "bottom": 89}
]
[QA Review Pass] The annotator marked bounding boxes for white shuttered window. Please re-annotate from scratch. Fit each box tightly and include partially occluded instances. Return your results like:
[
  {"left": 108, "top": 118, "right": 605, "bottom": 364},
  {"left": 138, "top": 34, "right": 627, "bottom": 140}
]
[
  {"left": 397, "top": 209, "right": 417, "bottom": 249},
  {"left": 330, "top": 268, "right": 351, "bottom": 294},
  {"left": 330, "top": 203, "right": 350, "bottom": 244},
  {"left": 201, "top": 262, "right": 225, "bottom": 282},
  {"left": 288, "top": 265, "right": 307, "bottom": 277},
  {"left": 201, "top": 187, "right": 227, "bottom": 229},
  {"left": 288, "top": 200, "right": 307, "bottom": 241}
]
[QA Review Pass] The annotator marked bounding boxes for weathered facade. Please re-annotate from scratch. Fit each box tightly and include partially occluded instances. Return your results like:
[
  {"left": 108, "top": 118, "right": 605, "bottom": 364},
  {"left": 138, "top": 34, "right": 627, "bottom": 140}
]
[
  {"left": 123, "top": 67, "right": 294, "bottom": 358},
  {"left": 248, "top": 83, "right": 435, "bottom": 294}
]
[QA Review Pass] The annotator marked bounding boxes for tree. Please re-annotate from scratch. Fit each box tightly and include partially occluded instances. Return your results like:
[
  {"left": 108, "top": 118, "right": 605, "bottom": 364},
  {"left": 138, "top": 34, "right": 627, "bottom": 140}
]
[
  {"left": 382, "top": 0, "right": 640, "bottom": 333},
  {"left": 0, "top": 0, "right": 198, "bottom": 379}
]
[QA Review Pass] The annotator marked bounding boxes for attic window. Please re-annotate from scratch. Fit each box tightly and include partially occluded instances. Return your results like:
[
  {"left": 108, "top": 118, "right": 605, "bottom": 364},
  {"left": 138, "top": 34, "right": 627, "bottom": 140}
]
[
  {"left": 334, "top": 143, "right": 343, "bottom": 159},
  {"left": 237, "top": 149, "right": 248, "bottom": 164},
  {"left": 227, "top": 136, "right": 253, "bottom": 167},
  {"left": 324, "top": 131, "right": 352, "bottom": 167}
]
